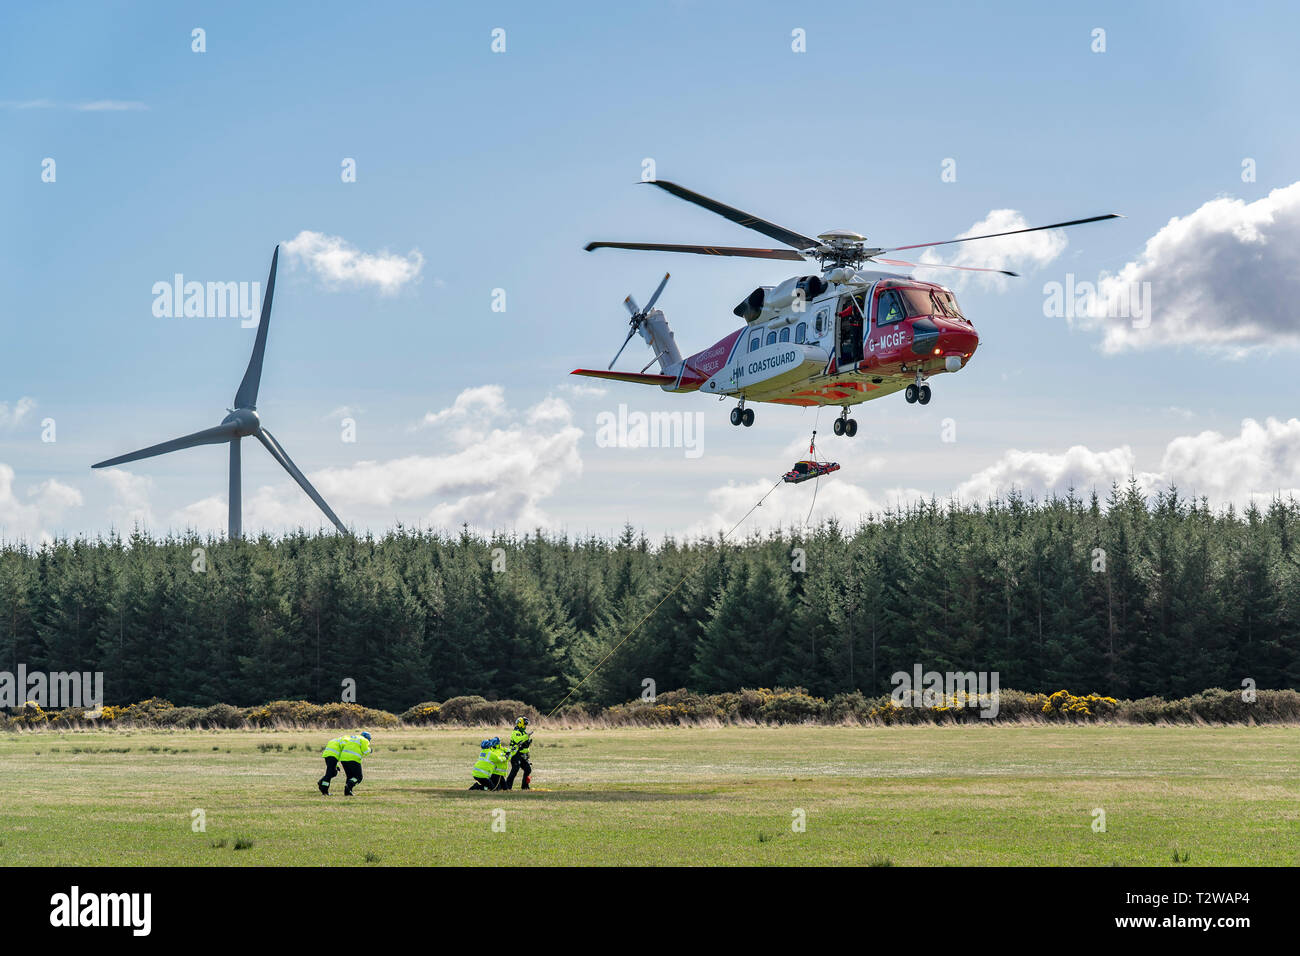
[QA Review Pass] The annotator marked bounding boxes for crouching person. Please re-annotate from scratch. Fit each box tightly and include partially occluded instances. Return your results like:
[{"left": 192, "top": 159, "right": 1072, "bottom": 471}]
[
  {"left": 318, "top": 731, "right": 372, "bottom": 796},
  {"left": 470, "top": 737, "right": 509, "bottom": 790}
]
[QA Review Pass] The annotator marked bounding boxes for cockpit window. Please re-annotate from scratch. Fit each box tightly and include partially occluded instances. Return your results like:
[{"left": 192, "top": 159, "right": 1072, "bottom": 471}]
[
  {"left": 876, "top": 290, "right": 905, "bottom": 326},
  {"left": 899, "top": 288, "right": 936, "bottom": 317},
  {"left": 935, "top": 291, "right": 964, "bottom": 319}
]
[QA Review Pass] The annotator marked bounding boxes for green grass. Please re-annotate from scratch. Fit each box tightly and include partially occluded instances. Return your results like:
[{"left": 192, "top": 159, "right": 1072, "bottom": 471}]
[{"left": 2, "top": 724, "right": 1297, "bottom": 865}]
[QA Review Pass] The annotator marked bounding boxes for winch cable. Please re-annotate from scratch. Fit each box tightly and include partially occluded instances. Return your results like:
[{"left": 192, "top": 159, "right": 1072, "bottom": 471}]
[
  {"left": 546, "top": 475, "right": 785, "bottom": 719},
  {"left": 804, "top": 413, "right": 824, "bottom": 527}
]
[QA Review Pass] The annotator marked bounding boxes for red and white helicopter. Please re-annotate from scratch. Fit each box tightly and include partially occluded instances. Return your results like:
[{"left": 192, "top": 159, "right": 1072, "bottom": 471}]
[{"left": 574, "top": 181, "right": 1118, "bottom": 436}]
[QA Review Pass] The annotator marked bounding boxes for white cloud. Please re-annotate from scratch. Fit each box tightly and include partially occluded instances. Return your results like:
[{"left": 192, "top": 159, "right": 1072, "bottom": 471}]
[
  {"left": 0, "top": 397, "right": 37, "bottom": 429},
  {"left": 915, "top": 208, "right": 1068, "bottom": 290},
  {"left": 0, "top": 465, "right": 83, "bottom": 543},
  {"left": 690, "top": 417, "right": 1300, "bottom": 535},
  {"left": 175, "top": 388, "right": 583, "bottom": 534},
  {"left": 955, "top": 445, "right": 1162, "bottom": 503},
  {"left": 1157, "top": 418, "right": 1300, "bottom": 505},
  {"left": 418, "top": 385, "right": 506, "bottom": 428},
  {"left": 951, "top": 417, "right": 1300, "bottom": 509},
  {"left": 94, "top": 469, "right": 155, "bottom": 530},
  {"left": 282, "top": 230, "right": 424, "bottom": 295},
  {"left": 172, "top": 496, "right": 226, "bottom": 533},
  {"left": 560, "top": 382, "right": 608, "bottom": 398},
  {"left": 74, "top": 100, "right": 148, "bottom": 111},
  {"left": 1081, "top": 182, "right": 1300, "bottom": 355}
]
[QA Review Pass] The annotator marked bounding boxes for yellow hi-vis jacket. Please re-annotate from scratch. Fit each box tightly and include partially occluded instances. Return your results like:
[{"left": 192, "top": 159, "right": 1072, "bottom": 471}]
[
  {"left": 488, "top": 745, "right": 510, "bottom": 776},
  {"left": 473, "top": 748, "right": 496, "bottom": 779},
  {"left": 509, "top": 729, "right": 530, "bottom": 753},
  {"left": 322, "top": 734, "right": 371, "bottom": 762}
]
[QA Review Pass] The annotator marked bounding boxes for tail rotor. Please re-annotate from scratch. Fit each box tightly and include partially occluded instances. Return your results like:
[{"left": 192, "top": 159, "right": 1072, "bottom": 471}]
[{"left": 608, "top": 272, "right": 670, "bottom": 369}]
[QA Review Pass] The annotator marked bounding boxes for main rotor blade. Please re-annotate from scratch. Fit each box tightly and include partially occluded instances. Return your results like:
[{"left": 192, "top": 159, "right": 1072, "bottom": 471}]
[
  {"left": 91, "top": 422, "right": 239, "bottom": 468},
  {"left": 585, "top": 241, "right": 806, "bottom": 261},
  {"left": 874, "top": 257, "right": 1019, "bottom": 277},
  {"left": 608, "top": 326, "right": 638, "bottom": 369},
  {"left": 624, "top": 294, "right": 640, "bottom": 316},
  {"left": 883, "top": 214, "right": 1121, "bottom": 254},
  {"left": 643, "top": 272, "right": 670, "bottom": 312},
  {"left": 256, "top": 428, "right": 348, "bottom": 534},
  {"left": 233, "top": 246, "right": 279, "bottom": 410},
  {"left": 646, "top": 181, "right": 819, "bottom": 250}
]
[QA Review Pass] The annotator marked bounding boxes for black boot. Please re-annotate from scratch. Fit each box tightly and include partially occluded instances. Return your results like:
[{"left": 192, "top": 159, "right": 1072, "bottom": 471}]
[
  {"left": 317, "top": 779, "right": 330, "bottom": 796},
  {"left": 522, "top": 775, "right": 531, "bottom": 791}
]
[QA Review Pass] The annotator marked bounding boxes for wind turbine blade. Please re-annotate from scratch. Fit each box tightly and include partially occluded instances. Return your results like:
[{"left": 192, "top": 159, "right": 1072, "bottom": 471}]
[
  {"left": 256, "top": 428, "right": 348, "bottom": 534},
  {"left": 233, "top": 246, "right": 279, "bottom": 409},
  {"left": 91, "top": 422, "right": 238, "bottom": 468},
  {"left": 643, "top": 272, "right": 670, "bottom": 312}
]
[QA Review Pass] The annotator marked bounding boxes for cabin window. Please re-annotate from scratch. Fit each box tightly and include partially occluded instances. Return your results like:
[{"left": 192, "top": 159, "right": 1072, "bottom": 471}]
[
  {"left": 750, "top": 335, "right": 761, "bottom": 352},
  {"left": 779, "top": 327, "right": 791, "bottom": 343},
  {"left": 876, "top": 290, "right": 905, "bottom": 326},
  {"left": 766, "top": 331, "right": 777, "bottom": 346},
  {"left": 795, "top": 322, "right": 807, "bottom": 343}
]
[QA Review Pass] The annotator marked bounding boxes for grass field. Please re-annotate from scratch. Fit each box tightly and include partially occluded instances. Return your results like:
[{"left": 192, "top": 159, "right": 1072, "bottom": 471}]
[{"left": 2, "top": 724, "right": 1298, "bottom": 866}]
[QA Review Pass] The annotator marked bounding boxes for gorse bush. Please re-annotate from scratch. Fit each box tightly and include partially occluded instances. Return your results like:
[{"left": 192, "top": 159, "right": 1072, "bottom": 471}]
[{"left": 6, "top": 686, "right": 1300, "bottom": 730}]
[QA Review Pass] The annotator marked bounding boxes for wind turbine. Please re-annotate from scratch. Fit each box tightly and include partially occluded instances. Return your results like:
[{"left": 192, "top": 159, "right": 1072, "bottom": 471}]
[{"left": 92, "top": 246, "right": 348, "bottom": 539}]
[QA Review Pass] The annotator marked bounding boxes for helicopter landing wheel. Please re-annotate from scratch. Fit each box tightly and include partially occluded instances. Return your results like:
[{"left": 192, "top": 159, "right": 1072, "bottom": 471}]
[
  {"left": 832, "top": 417, "right": 845, "bottom": 436},
  {"left": 730, "top": 407, "right": 743, "bottom": 426},
  {"left": 741, "top": 408, "right": 755, "bottom": 427},
  {"left": 905, "top": 384, "right": 919, "bottom": 404},
  {"left": 845, "top": 418, "right": 858, "bottom": 437},
  {"left": 917, "top": 385, "right": 932, "bottom": 405}
]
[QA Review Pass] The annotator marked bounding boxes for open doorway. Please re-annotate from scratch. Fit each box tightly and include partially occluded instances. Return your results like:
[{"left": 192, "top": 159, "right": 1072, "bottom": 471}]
[{"left": 836, "top": 293, "right": 865, "bottom": 365}]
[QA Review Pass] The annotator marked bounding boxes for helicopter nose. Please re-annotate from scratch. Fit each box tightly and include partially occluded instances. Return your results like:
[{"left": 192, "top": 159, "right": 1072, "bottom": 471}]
[{"left": 933, "top": 325, "right": 978, "bottom": 371}]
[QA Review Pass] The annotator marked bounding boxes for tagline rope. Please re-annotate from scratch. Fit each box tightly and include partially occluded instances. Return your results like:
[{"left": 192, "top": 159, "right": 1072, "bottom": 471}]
[{"left": 546, "top": 477, "right": 785, "bottom": 718}]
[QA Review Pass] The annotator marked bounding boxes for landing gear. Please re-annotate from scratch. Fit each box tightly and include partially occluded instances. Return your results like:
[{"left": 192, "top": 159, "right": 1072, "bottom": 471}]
[
  {"left": 905, "top": 371, "right": 932, "bottom": 405},
  {"left": 832, "top": 408, "right": 858, "bottom": 437},
  {"left": 730, "top": 403, "right": 754, "bottom": 427}
]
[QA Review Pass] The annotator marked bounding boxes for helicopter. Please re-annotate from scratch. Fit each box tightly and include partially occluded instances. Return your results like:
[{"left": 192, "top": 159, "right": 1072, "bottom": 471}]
[{"left": 573, "top": 180, "right": 1118, "bottom": 436}]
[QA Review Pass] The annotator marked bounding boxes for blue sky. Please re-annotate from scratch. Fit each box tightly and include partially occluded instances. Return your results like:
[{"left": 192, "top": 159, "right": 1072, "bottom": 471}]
[{"left": 3, "top": 0, "right": 1299, "bottom": 542}]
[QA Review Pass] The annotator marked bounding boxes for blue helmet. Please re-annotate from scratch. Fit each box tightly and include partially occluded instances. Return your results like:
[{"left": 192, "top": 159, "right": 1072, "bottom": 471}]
[
  {"left": 480, "top": 739, "right": 492, "bottom": 749},
  {"left": 360, "top": 731, "right": 372, "bottom": 741},
  {"left": 490, "top": 736, "right": 501, "bottom": 746}
]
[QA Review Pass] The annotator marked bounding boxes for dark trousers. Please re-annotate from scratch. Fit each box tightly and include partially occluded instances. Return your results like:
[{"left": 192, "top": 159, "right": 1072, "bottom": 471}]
[
  {"left": 470, "top": 774, "right": 504, "bottom": 790},
  {"left": 342, "top": 761, "right": 362, "bottom": 791},
  {"left": 504, "top": 754, "right": 532, "bottom": 789},
  {"left": 320, "top": 756, "right": 339, "bottom": 783},
  {"left": 322, "top": 757, "right": 362, "bottom": 790}
]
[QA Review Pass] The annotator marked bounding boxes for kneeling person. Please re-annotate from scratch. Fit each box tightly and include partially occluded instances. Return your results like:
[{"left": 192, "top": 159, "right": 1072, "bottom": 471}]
[
  {"left": 470, "top": 737, "right": 507, "bottom": 790},
  {"left": 318, "top": 731, "right": 372, "bottom": 796}
]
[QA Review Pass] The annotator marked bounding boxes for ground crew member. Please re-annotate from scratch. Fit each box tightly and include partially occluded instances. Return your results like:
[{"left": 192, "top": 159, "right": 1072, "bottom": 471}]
[
  {"left": 318, "top": 731, "right": 372, "bottom": 796},
  {"left": 502, "top": 716, "right": 533, "bottom": 790},
  {"left": 470, "top": 736, "right": 510, "bottom": 790}
]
